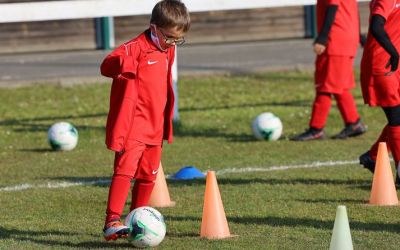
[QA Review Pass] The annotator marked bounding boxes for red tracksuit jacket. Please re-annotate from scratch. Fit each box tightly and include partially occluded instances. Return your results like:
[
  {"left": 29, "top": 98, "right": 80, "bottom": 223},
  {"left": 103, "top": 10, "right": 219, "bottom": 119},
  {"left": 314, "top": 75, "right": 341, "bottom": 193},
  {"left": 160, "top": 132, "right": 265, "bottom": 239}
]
[{"left": 100, "top": 30, "right": 175, "bottom": 152}]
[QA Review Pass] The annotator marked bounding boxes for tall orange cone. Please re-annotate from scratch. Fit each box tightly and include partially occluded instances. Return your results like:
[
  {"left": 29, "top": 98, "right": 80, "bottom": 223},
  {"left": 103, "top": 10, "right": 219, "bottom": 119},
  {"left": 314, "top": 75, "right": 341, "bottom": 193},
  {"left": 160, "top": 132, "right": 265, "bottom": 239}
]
[
  {"left": 200, "top": 171, "right": 232, "bottom": 239},
  {"left": 369, "top": 142, "right": 399, "bottom": 206},
  {"left": 148, "top": 163, "right": 176, "bottom": 207}
]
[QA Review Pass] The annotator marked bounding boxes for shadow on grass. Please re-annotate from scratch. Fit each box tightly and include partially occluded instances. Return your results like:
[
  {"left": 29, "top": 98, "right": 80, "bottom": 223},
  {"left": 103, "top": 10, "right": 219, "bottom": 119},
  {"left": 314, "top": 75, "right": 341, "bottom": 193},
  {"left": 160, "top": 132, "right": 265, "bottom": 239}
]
[
  {"left": 0, "top": 226, "right": 134, "bottom": 249},
  {"left": 167, "top": 215, "right": 400, "bottom": 233},
  {"left": 174, "top": 126, "right": 254, "bottom": 142},
  {"left": 231, "top": 216, "right": 400, "bottom": 233},
  {"left": 295, "top": 198, "right": 368, "bottom": 204},
  {"left": 0, "top": 226, "right": 76, "bottom": 238},
  {"left": 172, "top": 120, "right": 253, "bottom": 141},
  {"left": 229, "top": 216, "right": 400, "bottom": 233},
  {"left": 0, "top": 110, "right": 261, "bottom": 142},
  {"left": 179, "top": 100, "right": 310, "bottom": 113},
  {"left": 0, "top": 113, "right": 106, "bottom": 133},
  {"left": 19, "top": 148, "right": 54, "bottom": 153},
  {"left": 167, "top": 177, "right": 370, "bottom": 187},
  {"left": 0, "top": 101, "right": 302, "bottom": 142},
  {"left": 165, "top": 231, "right": 199, "bottom": 238},
  {"left": 0, "top": 113, "right": 106, "bottom": 126},
  {"left": 44, "top": 176, "right": 371, "bottom": 193}
]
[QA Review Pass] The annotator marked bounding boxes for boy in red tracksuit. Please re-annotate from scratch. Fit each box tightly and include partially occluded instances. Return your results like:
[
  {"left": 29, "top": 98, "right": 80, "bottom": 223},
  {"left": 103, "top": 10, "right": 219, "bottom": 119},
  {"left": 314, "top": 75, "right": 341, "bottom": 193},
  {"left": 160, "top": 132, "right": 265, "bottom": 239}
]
[
  {"left": 359, "top": 0, "right": 400, "bottom": 186},
  {"left": 291, "top": 0, "right": 367, "bottom": 141},
  {"left": 100, "top": 0, "right": 190, "bottom": 241}
]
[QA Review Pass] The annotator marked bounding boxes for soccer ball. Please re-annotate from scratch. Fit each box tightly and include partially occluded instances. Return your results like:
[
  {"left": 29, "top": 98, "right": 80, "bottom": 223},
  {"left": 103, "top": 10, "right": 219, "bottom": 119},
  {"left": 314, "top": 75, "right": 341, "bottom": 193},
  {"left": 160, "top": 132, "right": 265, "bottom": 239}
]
[
  {"left": 47, "top": 122, "right": 78, "bottom": 151},
  {"left": 252, "top": 112, "right": 282, "bottom": 141},
  {"left": 124, "top": 206, "right": 166, "bottom": 248}
]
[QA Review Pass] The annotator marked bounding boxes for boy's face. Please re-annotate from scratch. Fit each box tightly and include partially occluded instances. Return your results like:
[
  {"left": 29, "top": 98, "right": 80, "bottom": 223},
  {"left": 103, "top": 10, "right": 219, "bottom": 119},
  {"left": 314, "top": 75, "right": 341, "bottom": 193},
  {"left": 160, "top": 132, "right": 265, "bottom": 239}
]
[{"left": 150, "top": 24, "right": 186, "bottom": 51}]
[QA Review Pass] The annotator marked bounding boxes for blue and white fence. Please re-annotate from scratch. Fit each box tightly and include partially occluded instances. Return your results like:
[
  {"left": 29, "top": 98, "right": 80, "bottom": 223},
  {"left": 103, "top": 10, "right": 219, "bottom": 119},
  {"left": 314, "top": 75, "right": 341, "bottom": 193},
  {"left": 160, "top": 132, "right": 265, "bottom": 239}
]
[
  {"left": 0, "top": 0, "right": 370, "bottom": 46},
  {"left": 0, "top": 0, "right": 321, "bottom": 23},
  {"left": 0, "top": 0, "right": 369, "bottom": 121}
]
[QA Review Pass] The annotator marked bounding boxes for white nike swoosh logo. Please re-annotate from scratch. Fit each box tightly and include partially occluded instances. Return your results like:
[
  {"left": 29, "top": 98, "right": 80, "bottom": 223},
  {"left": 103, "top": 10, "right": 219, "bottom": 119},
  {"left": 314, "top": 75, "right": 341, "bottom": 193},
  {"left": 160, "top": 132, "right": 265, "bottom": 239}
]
[
  {"left": 152, "top": 169, "right": 159, "bottom": 175},
  {"left": 148, "top": 60, "right": 158, "bottom": 65}
]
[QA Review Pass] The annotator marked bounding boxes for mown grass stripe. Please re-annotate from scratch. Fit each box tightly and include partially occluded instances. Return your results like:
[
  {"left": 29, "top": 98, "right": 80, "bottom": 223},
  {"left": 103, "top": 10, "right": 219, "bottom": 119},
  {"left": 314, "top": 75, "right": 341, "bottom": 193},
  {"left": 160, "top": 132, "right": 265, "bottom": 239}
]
[{"left": 0, "top": 160, "right": 358, "bottom": 192}]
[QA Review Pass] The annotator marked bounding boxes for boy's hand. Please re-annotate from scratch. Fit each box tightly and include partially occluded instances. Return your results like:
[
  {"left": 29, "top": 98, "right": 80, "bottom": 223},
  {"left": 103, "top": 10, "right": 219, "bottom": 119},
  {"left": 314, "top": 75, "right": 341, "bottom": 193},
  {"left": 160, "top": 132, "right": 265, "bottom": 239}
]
[
  {"left": 385, "top": 53, "right": 399, "bottom": 76},
  {"left": 313, "top": 43, "right": 326, "bottom": 55}
]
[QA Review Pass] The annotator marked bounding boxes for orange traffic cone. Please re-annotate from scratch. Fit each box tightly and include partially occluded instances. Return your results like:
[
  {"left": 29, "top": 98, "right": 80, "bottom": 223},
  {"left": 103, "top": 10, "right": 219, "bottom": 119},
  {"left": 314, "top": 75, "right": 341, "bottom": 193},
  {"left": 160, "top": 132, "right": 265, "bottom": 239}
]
[
  {"left": 148, "top": 163, "right": 176, "bottom": 207},
  {"left": 369, "top": 142, "right": 399, "bottom": 206},
  {"left": 200, "top": 171, "right": 232, "bottom": 239}
]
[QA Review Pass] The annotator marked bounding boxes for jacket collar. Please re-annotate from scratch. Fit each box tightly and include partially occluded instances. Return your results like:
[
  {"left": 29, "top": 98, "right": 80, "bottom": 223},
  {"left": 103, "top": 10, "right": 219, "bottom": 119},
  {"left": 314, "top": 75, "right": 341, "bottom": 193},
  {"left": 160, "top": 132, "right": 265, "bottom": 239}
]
[{"left": 141, "top": 29, "right": 168, "bottom": 53}]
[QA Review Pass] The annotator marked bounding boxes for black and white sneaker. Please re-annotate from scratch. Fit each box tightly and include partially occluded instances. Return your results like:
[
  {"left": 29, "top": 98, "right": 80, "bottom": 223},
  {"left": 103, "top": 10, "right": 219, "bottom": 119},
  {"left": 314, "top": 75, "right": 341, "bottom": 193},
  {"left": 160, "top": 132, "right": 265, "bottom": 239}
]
[
  {"left": 359, "top": 151, "right": 375, "bottom": 173},
  {"left": 332, "top": 119, "right": 367, "bottom": 139},
  {"left": 290, "top": 128, "right": 326, "bottom": 141}
]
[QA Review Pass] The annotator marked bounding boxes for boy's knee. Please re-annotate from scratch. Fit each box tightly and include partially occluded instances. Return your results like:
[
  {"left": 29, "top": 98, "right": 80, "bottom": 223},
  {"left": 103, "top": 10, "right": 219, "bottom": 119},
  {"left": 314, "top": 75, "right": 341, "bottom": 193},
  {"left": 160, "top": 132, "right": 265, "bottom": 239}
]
[{"left": 112, "top": 174, "right": 133, "bottom": 181}]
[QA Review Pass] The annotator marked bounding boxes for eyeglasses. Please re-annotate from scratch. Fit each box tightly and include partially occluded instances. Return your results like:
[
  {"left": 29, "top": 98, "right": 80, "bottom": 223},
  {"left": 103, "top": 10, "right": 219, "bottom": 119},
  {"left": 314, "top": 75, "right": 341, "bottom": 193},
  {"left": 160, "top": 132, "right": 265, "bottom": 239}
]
[{"left": 158, "top": 28, "right": 185, "bottom": 46}]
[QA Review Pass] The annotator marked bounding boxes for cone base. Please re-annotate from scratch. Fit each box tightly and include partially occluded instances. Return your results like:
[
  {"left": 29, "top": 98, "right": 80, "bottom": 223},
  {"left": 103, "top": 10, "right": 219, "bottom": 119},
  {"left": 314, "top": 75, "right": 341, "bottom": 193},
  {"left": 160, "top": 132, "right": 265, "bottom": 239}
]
[
  {"left": 366, "top": 202, "right": 399, "bottom": 206},
  {"left": 200, "top": 234, "right": 238, "bottom": 240}
]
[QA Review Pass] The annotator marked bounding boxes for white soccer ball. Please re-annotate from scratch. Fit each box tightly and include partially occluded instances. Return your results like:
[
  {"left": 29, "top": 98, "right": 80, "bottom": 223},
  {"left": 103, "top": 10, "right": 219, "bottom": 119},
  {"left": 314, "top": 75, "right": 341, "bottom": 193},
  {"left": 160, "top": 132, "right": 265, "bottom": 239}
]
[
  {"left": 47, "top": 122, "right": 78, "bottom": 151},
  {"left": 124, "top": 206, "right": 166, "bottom": 248},
  {"left": 252, "top": 112, "right": 283, "bottom": 141}
]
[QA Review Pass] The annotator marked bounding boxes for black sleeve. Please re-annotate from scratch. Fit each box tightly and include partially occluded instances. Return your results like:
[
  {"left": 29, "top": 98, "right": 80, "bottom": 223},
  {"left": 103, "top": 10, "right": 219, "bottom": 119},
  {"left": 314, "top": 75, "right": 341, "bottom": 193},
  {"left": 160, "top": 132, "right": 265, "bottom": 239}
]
[
  {"left": 370, "top": 14, "right": 398, "bottom": 58},
  {"left": 370, "top": 14, "right": 399, "bottom": 71},
  {"left": 314, "top": 5, "right": 338, "bottom": 45},
  {"left": 360, "top": 34, "right": 367, "bottom": 47},
  {"left": 358, "top": 9, "right": 366, "bottom": 46}
]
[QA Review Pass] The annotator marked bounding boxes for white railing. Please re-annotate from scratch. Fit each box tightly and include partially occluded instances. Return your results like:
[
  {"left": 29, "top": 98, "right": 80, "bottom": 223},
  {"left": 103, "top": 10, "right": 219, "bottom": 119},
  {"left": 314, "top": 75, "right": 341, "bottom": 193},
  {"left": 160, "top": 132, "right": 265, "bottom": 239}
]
[
  {"left": 0, "top": 0, "right": 369, "bottom": 121},
  {"left": 0, "top": 0, "right": 369, "bottom": 23}
]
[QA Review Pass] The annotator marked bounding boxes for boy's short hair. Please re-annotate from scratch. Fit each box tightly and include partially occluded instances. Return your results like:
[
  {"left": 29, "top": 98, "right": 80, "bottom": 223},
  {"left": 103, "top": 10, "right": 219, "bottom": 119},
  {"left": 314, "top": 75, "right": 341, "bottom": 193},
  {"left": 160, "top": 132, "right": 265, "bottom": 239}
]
[{"left": 150, "top": 0, "right": 190, "bottom": 32}]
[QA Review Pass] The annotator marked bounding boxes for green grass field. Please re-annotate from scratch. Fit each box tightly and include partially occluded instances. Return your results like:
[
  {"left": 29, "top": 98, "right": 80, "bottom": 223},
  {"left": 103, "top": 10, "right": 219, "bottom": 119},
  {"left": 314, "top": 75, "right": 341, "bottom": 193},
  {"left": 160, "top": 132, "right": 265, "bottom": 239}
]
[{"left": 0, "top": 71, "right": 399, "bottom": 249}]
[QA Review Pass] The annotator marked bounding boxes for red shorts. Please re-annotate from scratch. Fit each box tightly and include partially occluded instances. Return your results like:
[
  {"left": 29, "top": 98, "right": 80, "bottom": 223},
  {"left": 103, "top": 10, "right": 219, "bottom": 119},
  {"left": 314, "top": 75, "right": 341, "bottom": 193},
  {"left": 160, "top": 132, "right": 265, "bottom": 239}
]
[
  {"left": 361, "top": 65, "right": 400, "bottom": 107},
  {"left": 113, "top": 139, "right": 162, "bottom": 181},
  {"left": 315, "top": 54, "right": 355, "bottom": 94}
]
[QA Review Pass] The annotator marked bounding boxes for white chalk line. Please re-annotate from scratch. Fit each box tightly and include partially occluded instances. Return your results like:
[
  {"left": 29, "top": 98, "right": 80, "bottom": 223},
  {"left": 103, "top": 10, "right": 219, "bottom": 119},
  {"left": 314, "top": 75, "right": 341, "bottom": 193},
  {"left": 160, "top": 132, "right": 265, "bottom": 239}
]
[
  {"left": 0, "top": 179, "right": 111, "bottom": 192},
  {"left": 214, "top": 160, "right": 358, "bottom": 175},
  {"left": 0, "top": 160, "right": 358, "bottom": 192}
]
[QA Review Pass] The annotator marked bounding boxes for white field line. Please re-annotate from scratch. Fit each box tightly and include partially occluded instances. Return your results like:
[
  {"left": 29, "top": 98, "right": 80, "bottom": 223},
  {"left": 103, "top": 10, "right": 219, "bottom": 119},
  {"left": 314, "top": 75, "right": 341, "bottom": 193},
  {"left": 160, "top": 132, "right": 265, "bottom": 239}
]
[
  {"left": 214, "top": 160, "right": 358, "bottom": 175},
  {"left": 0, "top": 179, "right": 111, "bottom": 192},
  {"left": 0, "top": 160, "right": 358, "bottom": 192}
]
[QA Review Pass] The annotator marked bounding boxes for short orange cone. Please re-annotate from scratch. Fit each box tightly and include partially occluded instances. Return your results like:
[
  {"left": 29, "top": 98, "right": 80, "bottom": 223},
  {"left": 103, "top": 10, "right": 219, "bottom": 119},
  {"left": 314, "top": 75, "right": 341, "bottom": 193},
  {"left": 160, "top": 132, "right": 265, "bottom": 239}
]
[
  {"left": 200, "top": 171, "right": 232, "bottom": 239},
  {"left": 369, "top": 142, "right": 399, "bottom": 206},
  {"left": 148, "top": 163, "right": 176, "bottom": 207}
]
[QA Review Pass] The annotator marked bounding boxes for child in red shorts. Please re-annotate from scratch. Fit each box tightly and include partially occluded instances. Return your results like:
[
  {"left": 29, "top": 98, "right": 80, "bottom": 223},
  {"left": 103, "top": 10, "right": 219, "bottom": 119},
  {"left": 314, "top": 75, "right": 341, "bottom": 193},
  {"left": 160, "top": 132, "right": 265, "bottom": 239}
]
[
  {"left": 99, "top": 0, "right": 190, "bottom": 241},
  {"left": 291, "top": 0, "right": 367, "bottom": 141},
  {"left": 358, "top": 0, "right": 400, "bottom": 186}
]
